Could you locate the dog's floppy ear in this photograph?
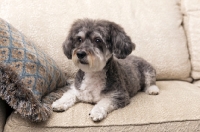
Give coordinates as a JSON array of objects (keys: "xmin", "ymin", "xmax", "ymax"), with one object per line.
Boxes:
[
  {"xmin": 63, "ymin": 36, "xmax": 74, "ymax": 59},
  {"xmin": 110, "ymin": 22, "xmax": 135, "ymax": 59},
  {"xmin": 63, "ymin": 20, "xmax": 82, "ymax": 59}
]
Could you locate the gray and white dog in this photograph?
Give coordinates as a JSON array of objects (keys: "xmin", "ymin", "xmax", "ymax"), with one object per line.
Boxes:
[{"xmin": 52, "ymin": 19, "xmax": 159, "ymax": 122}]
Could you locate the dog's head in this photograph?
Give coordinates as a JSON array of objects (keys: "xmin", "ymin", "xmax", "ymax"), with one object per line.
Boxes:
[{"xmin": 63, "ymin": 19, "xmax": 135, "ymax": 72}]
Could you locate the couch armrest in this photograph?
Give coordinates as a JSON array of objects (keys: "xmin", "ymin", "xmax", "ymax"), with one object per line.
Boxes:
[{"xmin": 0, "ymin": 99, "xmax": 11, "ymax": 132}]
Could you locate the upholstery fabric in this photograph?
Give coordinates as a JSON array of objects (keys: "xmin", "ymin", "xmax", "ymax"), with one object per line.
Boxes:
[
  {"xmin": 193, "ymin": 80, "xmax": 200, "ymax": 88},
  {"xmin": 182, "ymin": 0, "xmax": 200, "ymax": 85},
  {"xmin": 0, "ymin": 18, "xmax": 67, "ymax": 122},
  {"xmin": 0, "ymin": 99, "xmax": 6, "ymax": 132},
  {"xmin": 0, "ymin": 0, "xmax": 191, "ymax": 81},
  {"xmin": 3, "ymin": 120, "xmax": 200, "ymax": 132},
  {"xmin": 4, "ymin": 81, "xmax": 200, "ymax": 132}
]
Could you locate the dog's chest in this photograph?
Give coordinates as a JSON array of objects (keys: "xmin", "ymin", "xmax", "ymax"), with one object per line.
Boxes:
[{"xmin": 77, "ymin": 71, "xmax": 106, "ymax": 103}]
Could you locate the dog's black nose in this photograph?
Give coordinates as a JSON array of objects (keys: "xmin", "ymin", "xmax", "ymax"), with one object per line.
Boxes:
[{"xmin": 77, "ymin": 51, "xmax": 87, "ymax": 59}]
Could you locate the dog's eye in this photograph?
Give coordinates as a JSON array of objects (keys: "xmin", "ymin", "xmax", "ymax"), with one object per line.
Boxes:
[
  {"xmin": 77, "ymin": 37, "xmax": 82, "ymax": 43},
  {"xmin": 95, "ymin": 38, "xmax": 102, "ymax": 43}
]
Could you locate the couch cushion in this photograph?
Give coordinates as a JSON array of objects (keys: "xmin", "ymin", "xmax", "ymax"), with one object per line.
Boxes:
[
  {"xmin": 182, "ymin": 0, "xmax": 200, "ymax": 86},
  {"xmin": 4, "ymin": 81, "xmax": 200, "ymax": 132},
  {"xmin": 0, "ymin": 0, "xmax": 191, "ymax": 81},
  {"xmin": 0, "ymin": 99, "xmax": 7, "ymax": 132}
]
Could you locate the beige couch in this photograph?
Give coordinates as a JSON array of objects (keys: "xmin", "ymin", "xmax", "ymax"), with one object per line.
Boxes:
[{"xmin": 1, "ymin": 0, "xmax": 200, "ymax": 131}]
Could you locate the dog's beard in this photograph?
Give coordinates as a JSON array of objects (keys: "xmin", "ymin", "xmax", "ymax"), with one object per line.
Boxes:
[{"xmin": 72, "ymin": 48, "xmax": 111, "ymax": 72}]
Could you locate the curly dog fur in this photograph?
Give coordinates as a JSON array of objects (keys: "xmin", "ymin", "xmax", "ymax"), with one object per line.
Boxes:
[{"xmin": 52, "ymin": 19, "xmax": 159, "ymax": 122}]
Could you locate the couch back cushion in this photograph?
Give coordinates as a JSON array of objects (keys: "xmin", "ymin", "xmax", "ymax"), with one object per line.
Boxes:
[
  {"xmin": 182, "ymin": 0, "xmax": 200, "ymax": 86},
  {"xmin": 0, "ymin": 0, "xmax": 191, "ymax": 81}
]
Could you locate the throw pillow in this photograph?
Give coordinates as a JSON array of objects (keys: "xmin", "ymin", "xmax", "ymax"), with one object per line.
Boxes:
[{"xmin": 0, "ymin": 18, "xmax": 67, "ymax": 122}]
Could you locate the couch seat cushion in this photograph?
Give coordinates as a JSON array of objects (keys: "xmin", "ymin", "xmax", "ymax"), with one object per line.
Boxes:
[{"xmin": 4, "ymin": 81, "xmax": 200, "ymax": 132}]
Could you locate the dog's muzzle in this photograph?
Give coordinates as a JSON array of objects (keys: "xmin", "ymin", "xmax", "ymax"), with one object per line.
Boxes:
[{"xmin": 72, "ymin": 47, "xmax": 109, "ymax": 72}]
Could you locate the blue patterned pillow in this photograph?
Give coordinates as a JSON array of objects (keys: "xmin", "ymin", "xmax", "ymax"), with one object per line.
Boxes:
[{"xmin": 0, "ymin": 18, "xmax": 67, "ymax": 122}]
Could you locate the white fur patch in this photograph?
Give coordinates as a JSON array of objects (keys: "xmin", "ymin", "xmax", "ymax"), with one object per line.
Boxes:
[
  {"xmin": 145, "ymin": 85, "xmax": 159, "ymax": 95},
  {"xmin": 52, "ymin": 71, "xmax": 108, "ymax": 112},
  {"xmin": 76, "ymin": 71, "xmax": 107, "ymax": 103}
]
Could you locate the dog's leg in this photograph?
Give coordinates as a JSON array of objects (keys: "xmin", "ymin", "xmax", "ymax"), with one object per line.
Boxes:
[
  {"xmin": 89, "ymin": 98, "xmax": 116, "ymax": 122},
  {"xmin": 52, "ymin": 89, "xmax": 78, "ymax": 112},
  {"xmin": 144, "ymin": 70, "xmax": 159, "ymax": 95}
]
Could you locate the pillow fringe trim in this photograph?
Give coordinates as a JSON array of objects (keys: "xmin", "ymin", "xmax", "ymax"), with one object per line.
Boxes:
[{"xmin": 0, "ymin": 63, "xmax": 52, "ymax": 122}]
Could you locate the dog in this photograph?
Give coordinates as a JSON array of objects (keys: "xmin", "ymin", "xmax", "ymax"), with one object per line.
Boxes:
[{"xmin": 52, "ymin": 19, "xmax": 159, "ymax": 122}]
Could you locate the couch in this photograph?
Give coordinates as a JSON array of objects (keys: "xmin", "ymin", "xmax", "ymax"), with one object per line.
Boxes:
[{"xmin": 0, "ymin": 0, "xmax": 200, "ymax": 131}]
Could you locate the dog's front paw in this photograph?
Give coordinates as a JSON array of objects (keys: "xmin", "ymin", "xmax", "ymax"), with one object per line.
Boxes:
[
  {"xmin": 52, "ymin": 100, "xmax": 70, "ymax": 112},
  {"xmin": 89, "ymin": 106, "xmax": 107, "ymax": 122},
  {"xmin": 52, "ymin": 90, "xmax": 77, "ymax": 112},
  {"xmin": 146, "ymin": 85, "xmax": 159, "ymax": 95}
]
